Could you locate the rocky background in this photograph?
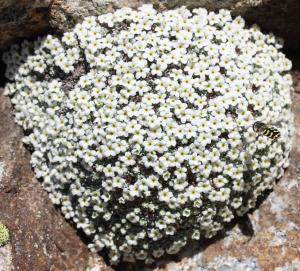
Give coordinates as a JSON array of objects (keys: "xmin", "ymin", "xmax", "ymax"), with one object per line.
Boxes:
[{"xmin": 0, "ymin": 1, "xmax": 300, "ymax": 271}]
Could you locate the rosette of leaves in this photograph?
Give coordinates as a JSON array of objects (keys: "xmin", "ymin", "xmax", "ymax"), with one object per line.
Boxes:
[{"xmin": 2, "ymin": 5, "xmax": 293, "ymax": 264}]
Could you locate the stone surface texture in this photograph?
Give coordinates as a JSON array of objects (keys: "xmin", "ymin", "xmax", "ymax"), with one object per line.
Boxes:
[
  {"xmin": 0, "ymin": 0, "xmax": 300, "ymax": 50},
  {"xmin": 0, "ymin": 245, "xmax": 12, "ymax": 271},
  {"xmin": 49, "ymin": 0, "xmax": 154, "ymax": 32},
  {"xmin": 0, "ymin": 0, "xmax": 51, "ymax": 50}
]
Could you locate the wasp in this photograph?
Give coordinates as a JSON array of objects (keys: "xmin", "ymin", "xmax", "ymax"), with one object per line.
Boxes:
[{"xmin": 253, "ymin": 121, "xmax": 280, "ymax": 140}]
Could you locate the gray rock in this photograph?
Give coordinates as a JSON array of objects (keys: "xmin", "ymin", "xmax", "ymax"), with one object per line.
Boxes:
[
  {"xmin": 49, "ymin": 0, "xmax": 154, "ymax": 32},
  {"xmin": 0, "ymin": 245, "xmax": 12, "ymax": 271}
]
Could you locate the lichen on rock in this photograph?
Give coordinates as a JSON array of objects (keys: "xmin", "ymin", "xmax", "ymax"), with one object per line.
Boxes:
[
  {"xmin": 0, "ymin": 223, "xmax": 9, "ymax": 247},
  {"xmin": 2, "ymin": 4, "xmax": 293, "ymax": 264}
]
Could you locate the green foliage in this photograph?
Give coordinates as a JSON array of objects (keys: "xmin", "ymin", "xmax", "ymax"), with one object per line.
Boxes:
[{"xmin": 0, "ymin": 222, "xmax": 10, "ymax": 246}]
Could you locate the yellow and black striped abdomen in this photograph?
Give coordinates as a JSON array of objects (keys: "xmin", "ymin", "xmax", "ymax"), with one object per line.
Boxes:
[{"xmin": 262, "ymin": 127, "xmax": 280, "ymax": 140}]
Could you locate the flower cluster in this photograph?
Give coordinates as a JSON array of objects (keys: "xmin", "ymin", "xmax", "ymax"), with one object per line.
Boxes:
[{"xmin": 3, "ymin": 5, "xmax": 293, "ymax": 264}]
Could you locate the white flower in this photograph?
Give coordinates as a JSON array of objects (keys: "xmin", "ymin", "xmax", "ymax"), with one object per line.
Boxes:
[
  {"xmin": 158, "ymin": 189, "xmax": 173, "ymax": 203},
  {"xmin": 186, "ymin": 185, "xmax": 201, "ymax": 201}
]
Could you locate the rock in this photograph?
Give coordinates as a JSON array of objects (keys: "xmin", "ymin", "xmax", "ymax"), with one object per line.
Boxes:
[
  {"xmin": 49, "ymin": 0, "xmax": 156, "ymax": 32},
  {"xmin": 0, "ymin": 0, "xmax": 300, "ymax": 50},
  {"xmin": 0, "ymin": 89, "xmax": 113, "ymax": 271},
  {"xmin": 0, "ymin": 244, "xmax": 12, "ymax": 271},
  {"xmin": 0, "ymin": 0, "xmax": 51, "ymax": 50}
]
